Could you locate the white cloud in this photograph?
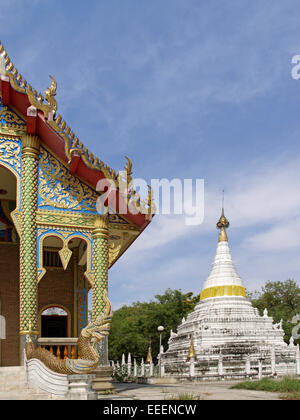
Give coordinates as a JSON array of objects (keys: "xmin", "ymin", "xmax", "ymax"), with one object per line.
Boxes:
[
  {"xmin": 246, "ymin": 217, "xmax": 300, "ymax": 251},
  {"xmin": 106, "ymin": 151, "xmax": 300, "ymax": 308},
  {"xmin": 191, "ymin": 153, "xmax": 300, "ymax": 238},
  {"xmin": 125, "ymin": 153, "xmax": 300, "ymax": 256},
  {"xmin": 128, "ymin": 214, "xmax": 196, "ymax": 253},
  {"xmin": 100, "ymin": 3, "xmax": 296, "ymax": 143}
]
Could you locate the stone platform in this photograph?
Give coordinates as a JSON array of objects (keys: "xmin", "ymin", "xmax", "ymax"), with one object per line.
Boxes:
[
  {"xmin": 92, "ymin": 365, "xmax": 115, "ymax": 394},
  {"xmin": 0, "ymin": 366, "xmax": 62, "ymax": 400}
]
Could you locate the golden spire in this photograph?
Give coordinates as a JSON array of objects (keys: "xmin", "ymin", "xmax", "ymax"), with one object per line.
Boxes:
[
  {"xmin": 217, "ymin": 191, "xmax": 229, "ymax": 242},
  {"xmin": 145, "ymin": 345, "xmax": 152, "ymax": 364},
  {"xmin": 186, "ymin": 338, "xmax": 197, "ymax": 361}
]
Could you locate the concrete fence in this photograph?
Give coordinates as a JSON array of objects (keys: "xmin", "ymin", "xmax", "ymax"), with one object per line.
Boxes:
[
  {"xmin": 111, "ymin": 353, "xmax": 159, "ymax": 379},
  {"xmin": 112, "ymin": 345, "xmax": 300, "ymax": 381}
]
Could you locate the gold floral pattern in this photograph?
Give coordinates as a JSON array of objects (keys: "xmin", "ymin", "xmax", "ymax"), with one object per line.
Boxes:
[
  {"xmin": 38, "ymin": 147, "xmax": 98, "ymax": 213},
  {"xmin": 0, "ymin": 105, "xmax": 26, "ymax": 136},
  {"xmin": 0, "ymin": 137, "xmax": 21, "ymax": 175}
]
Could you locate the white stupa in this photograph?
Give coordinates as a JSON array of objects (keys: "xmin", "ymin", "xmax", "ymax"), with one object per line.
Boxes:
[{"xmin": 162, "ymin": 209, "xmax": 299, "ymax": 379}]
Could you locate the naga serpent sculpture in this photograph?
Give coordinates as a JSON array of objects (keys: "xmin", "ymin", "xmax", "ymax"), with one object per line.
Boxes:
[{"xmin": 26, "ymin": 293, "xmax": 112, "ymax": 374}]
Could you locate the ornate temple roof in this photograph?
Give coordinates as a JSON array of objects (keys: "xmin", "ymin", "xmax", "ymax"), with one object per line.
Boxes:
[
  {"xmin": 200, "ymin": 209, "xmax": 246, "ymax": 300},
  {"xmin": 0, "ymin": 41, "xmax": 155, "ymax": 230}
]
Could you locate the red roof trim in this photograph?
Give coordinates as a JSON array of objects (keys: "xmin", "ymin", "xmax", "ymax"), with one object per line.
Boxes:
[{"xmin": 2, "ymin": 79, "xmax": 151, "ymax": 228}]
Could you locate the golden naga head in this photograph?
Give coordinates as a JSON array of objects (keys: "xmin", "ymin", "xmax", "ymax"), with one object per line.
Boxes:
[
  {"xmin": 26, "ymin": 74, "xmax": 58, "ymax": 117},
  {"xmin": 44, "ymin": 75, "xmax": 57, "ymax": 113}
]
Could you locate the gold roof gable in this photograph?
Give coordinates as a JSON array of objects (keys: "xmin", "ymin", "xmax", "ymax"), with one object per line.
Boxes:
[{"xmin": 0, "ymin": 41, "xmax": 155, "ymax": 218}]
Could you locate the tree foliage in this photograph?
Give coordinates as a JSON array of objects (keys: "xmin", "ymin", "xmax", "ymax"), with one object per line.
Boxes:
[
  {"xmin": 108, "ymin": 289, "xmax": 200, "ymax": 361},
  {"xmin": 247, "ymin": 279, "xmax": 300, "ymax": 344}
]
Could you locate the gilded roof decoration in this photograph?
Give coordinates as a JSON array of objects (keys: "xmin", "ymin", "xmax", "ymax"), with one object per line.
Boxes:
[
  {"xmin": 0, "ymin": 43, "xmax": 132, "ymax": 185},
  {"xmin": 0, "ymin": 41, "xmax": 155, "ymax": 217},
  {"xmin": 0, "ymin": 137, "xmax": 21, "ymax": 175},
  {"xmin": 36, "ymin": 210, "xmax": 96, "ymax": 229},
  {"xmin": 0, "ymin": 43, "xmax": 29, "ymax": 93},
  {"xmin": 38, "ymin": 147, "xmax": 98, "ymax": 213},
  {"xmin": 58, "ymin": 243, "xmax": 73, "ymax": 270},
  {"xmin": 26, "ymin": 75, "xmax": 57, "ymax": 116},
  {"xmin": 36, "ymin": 209, "xmax": 139, "ymax": 232},
  {"xmin": 0, "ymin": 96, "xmax": 26, "ymax": 136}
]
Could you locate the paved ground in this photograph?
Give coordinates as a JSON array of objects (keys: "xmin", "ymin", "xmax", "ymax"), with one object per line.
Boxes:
[
  {"xmin": 0, "ymin": 368, "xmax": 280, "ymax": 400},
  {"xmin": 0, "ymin": 381, "xmax": 280, "ymax": 400},
  {"xmin": 0, "ymin": 366, "xmax": 58, "ymax": 400},
  {"xmin": 0, "ymin": 391, "xmax": 59, "ymax": 400},
  {"xmin": 99, "ymin": 381, "xmax": 281, "ymax": 400}
]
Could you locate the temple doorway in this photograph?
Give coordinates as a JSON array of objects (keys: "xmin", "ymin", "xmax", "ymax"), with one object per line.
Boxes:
[{"xmin": 41, "ymin": 307, "xmax": 69, "ymax": 338}]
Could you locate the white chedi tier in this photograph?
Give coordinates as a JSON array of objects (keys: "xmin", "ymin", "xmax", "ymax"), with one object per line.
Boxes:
[
  {"xmin": 202, "ymin": 240, "xmax": 244, "ymax": 290},
  {"xmin": 161, "ymin": 211, "xmax": 299, "ymax": 379}
]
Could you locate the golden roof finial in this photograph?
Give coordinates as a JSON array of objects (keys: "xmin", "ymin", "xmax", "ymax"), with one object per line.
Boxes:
[
  {"xmin": 216, "ymin": 190, "xmax": 229, "ymax": 242},
  {"xmin": 44, "ymin": 75, "xmax": 57, "ymax": 114},
  {"xmin": 186, "ymin": 337, "xmax": 197, "ymax": 361}
]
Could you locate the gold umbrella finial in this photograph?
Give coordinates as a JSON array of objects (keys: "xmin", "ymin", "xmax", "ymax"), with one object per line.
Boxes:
[{"xmin": 216, "ymin": 190, "xmax": 229, "ymax": 242}]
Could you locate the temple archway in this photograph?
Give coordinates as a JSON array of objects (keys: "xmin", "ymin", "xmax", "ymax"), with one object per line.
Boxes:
[
  {"xmin": 68, "ymin": 237, "xmax": 90, "ymax": 337},
  {"xmin": 0, "ymin": 165, "xmax": 19, "ymax": 366},
  {"xmin": 37, "ymin": 234, "xmax": 90, "ymax": 338},
  {"xmin": 0, "ymin": 165, "xmax": 18, "ymax": 243},
  {"xmin": 39, "ymin": 305, "xmax": 71, "ymax": 338},
  {"xmin": 38, "ymin": 235, "xmax": 72, "ymax": 338}
]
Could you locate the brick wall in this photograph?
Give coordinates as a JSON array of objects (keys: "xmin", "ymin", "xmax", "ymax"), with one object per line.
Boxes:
[
  {"xmin": 0, "ymin": 245, "xmax": 75, "ymax": 366},
  {"xmin": 0, "ymin": 243, "xmax": 19, "ymax": 366}
]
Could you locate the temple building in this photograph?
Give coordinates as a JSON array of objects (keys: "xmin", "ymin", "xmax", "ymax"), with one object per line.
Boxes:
[
  {"xmin": 0, "ymin": 42, "xmax": 155, "ymax": 368},
  {"xmin": 162, "ymin": 209, "xmax": 299, "ymax": 379}
]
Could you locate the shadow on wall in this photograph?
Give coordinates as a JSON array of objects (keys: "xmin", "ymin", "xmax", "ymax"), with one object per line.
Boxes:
[{"xmin": 0, "ymin": 298, "xmax": 6, "ymax": 366}]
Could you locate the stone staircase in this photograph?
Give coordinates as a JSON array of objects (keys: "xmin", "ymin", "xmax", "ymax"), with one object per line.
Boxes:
[{"xmin": 0, "ymin": 366, "xmax": 62, "ymax": 400}]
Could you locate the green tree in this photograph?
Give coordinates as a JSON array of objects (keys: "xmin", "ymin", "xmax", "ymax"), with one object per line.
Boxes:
[
  {"xmin": 248, "ymin": 279, "xmax": 300, "ymax": 344},
  {"xmin": 108, "ymin": 289, "xmax": 199, "ymax": 361}
]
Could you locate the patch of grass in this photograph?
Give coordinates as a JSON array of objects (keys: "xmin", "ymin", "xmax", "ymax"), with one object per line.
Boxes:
[
  {"xmin": 166, "ymin": 393, "xmax": 202, "ymax": 400},
  {"xmin": 231, "ymin": 377, "xmax": 300, "ymax": 395},
  {"xmin": 100, "ymin": 389, "xmax": 115, "ymax": 395},
  {"xmin": 280, "ymin": 392, "xmax": 300, "ymax": 400}
]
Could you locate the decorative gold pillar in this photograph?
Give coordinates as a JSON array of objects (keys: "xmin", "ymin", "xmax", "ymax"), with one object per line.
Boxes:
[
  {"xmin": 19, "ymin": 135, "xmax": 40, "ymax": 359},
  {"xmin": 92, "ymin": 214, "xmax": 109, "ymax": 365},
  {"xmin": 92, "ymin": 214, "xmax": 109, "ymax": 322}
]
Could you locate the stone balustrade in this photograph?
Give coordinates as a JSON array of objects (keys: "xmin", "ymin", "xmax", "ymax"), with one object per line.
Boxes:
[
  {"xmin": 38, "ymin": 337, "xmax": 78, "ymax": 360},
  {"xmin": 112, "ymin": 346, "xmax": 300, "ymax": 382}
]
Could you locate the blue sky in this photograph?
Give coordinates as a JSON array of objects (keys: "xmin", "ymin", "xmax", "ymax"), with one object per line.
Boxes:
[{"xmin": 2, "ymin": 0, "xmax": 300, "ymax": 308}]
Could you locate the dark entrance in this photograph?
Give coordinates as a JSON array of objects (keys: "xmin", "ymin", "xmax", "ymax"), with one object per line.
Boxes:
[{"xmin": 41, "ymin": 315, "xmax": 67, "ymax": 337}]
